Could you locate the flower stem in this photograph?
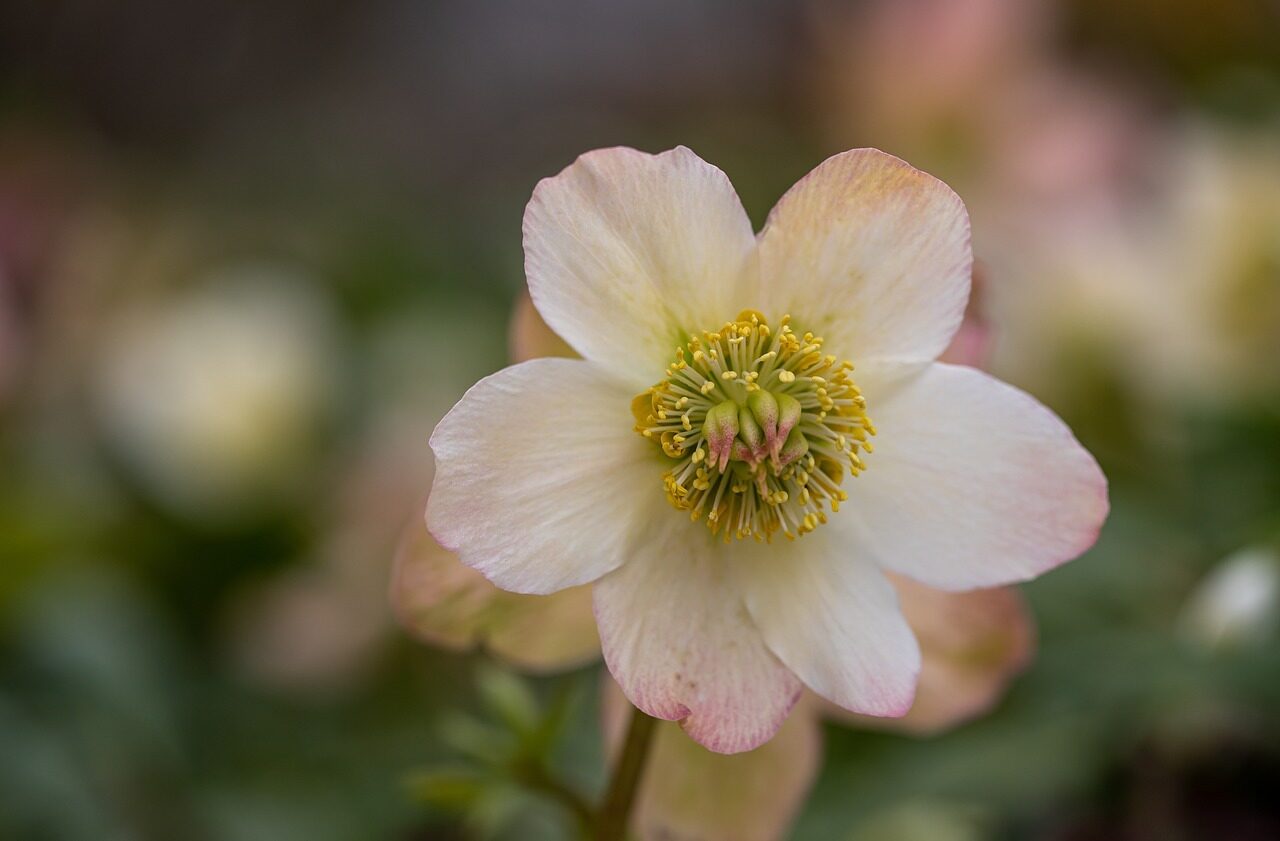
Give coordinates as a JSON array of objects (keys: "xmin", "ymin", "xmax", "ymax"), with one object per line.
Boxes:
[{"xmin": 592, "ymin": 705, "xmax": 658, "ymax": 841}]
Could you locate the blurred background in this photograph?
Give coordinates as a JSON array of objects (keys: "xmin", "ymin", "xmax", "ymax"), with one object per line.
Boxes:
[{"xmin": 1, "ymin": 1, "xmax": 1278, "ymax": 839}]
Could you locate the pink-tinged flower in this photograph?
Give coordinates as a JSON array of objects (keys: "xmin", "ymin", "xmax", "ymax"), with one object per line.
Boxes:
[
  {"xmin": 425, "ymin": 146, "xmax": 1106, "ymax": 754},
  {"xmin": 400, "ymin": 285, "xmax": 1034, "ymax": 839}
]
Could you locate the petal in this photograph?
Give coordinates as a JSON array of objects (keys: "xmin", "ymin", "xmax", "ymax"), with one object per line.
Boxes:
[
  {"xmin": 524, "ymin": 146, "xmax": 758, "ymax": 389},
  {"xmin": 892, "ymin": 578, "xmax": 1034, "ymax": 732},
  {"xmin": 732, "ymin": 532, "xmax": 921, "ymax": 717},
  {"xmin": 938, "ymin": 262, "xmax": 992, "ymax": 368},
  {"xmin": 593, "ymin": 519, "xmax": 802, "ymax": 754},
  {"xmin": 391, "ymin": 515, "xmax": 600, "ymax": 671},
  {"xmin": 755, "ymin": 148, "xmax": 971, "ymax": 363},
  {"xmin": 508, "ymin": 290, "xmax": 577, "ymax": 363},
  {"xmin": 391, "ymin": 512, "xmax": 499, "ymax": 651},
  {"xmin": 822, "ymin": 577, "xmax": 1034, "ymax": 735},
  {"xmin": 601, "ymin": 677, "xmax": 821, "ymax": 841},
  {"xmin": 841, "ymin": 362, "xmax": 1108, "ymax": 590},
  {"xmin": 485, "ymin": 587, "xmax": 599, "ymax": 672},
  {"xmin": 427, "ymin": 358, "xmax": 660, "ymax": 594}
]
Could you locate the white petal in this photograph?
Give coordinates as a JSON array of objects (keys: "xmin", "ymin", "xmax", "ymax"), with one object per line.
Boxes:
[
  {"xmin": 594, "ymin": 519, "xmax": 802, "ymax": 754},
  {"xmin": 733, "ymin": 532, "xmax": 921, "ymax": 717},
  {"xmin": 525, "ymin": 146, "xmax": 758, "ymax": 389},
  {"xmin": 601, "ymin": 677, "xmax": 821, "ymax": 841},
  {"xmin": 427, "ymin": 358, "xmax": 660, "ymax": 595},
  {"xmin": 755, "ymin": 148, "xmax": 971, "ymax": 363},
  {"xmin": 840, "ymin": 362, "xmax": 1109, "ymax": 590}
]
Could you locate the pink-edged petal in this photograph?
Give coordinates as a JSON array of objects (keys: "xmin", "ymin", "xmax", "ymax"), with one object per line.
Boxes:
[
  {"xmin": 732, "ymin": 531, "xmax": 921, "ymax": 718},
  {"xmin": 841, "ymin": 361, "xmax": 1109, "ymax": 590},
  {"xmin": 427, "ymin": 358, "xmax": 660, "ymax": 595},
  {"xmin": 755, "ymin": 148, "xmax": 971, "ymax": 364},
  {"xmin": 822, "ymin": 576, "xmax": 1034, "ymax": 735},
  {"xmin": 601, "ymin": 676, "xmax": 821, "ymax": 841},
  {"xmin": 524, "ymin": 146, "xmax": 758, "ymax": 389},
  {"xmin": 391, "ymin": 514, "xmax": 600, "ymax": 671},
  {"xmin": 593, "ymin": 520, "xmax": 802, "ymax": 754}
]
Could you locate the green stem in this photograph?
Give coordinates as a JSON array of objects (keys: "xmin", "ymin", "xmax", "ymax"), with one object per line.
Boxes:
[{"xmin": 592, "ymin": 705, "xmax": 658, "ymax": 841}]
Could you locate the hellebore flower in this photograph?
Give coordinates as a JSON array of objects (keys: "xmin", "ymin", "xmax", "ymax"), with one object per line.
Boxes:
[
  {"xmin": 398, "ymin": 279, "xmax": 1037, "ymax": 840},
  {"xmin": 426, "ymin": 146, "xmax": 1106, "ymax": 753}
]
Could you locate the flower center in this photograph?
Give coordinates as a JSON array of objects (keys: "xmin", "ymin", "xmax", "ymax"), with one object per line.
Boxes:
[{"xmin": 633, "ymin": 310, "xmax": 875, "ymax": 542}]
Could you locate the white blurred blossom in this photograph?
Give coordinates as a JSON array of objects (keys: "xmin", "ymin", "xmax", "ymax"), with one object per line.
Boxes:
[
  {"xmin": 1181, "ymin": 547, "xmax": 1280, "ymax": 650},
  {"xmin": 94, "ymin": 265, "xmax": 338, "ymax": 519},
  {"xmin": 988, "ymin": 124, "xmax": 1280, "ymax": 407}
]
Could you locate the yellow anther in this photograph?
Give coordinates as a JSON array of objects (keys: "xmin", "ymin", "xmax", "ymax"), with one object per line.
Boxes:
[{"xmin": 635, "ymin": 312, "xmax": 873, "ymax": 542}]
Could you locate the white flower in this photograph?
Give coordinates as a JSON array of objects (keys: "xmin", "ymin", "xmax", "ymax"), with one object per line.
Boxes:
[
  {"xmin": 1180, "ymin": 547, "xmax": 1280, "ymax": 650},
  {"xmin": 95, "ymin": 266, "xmax": 336, "ymax": 518},
  {"xmin": 427, "ymin": 147, "xmax": 1107, "ymax": 753}
]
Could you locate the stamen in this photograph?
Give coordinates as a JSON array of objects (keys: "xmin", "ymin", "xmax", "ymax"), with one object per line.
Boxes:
[{"xmin": 634, "ymin": 311, "xmax": 875, "ymax": 542}]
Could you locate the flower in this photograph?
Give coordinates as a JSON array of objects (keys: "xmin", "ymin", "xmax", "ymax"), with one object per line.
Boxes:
[
  {"xmin": 93, "ymin": 265, "xmax": 338, "ymax": 519},
  {"xmin": 990, "ymin": 124, "xmax": 1280, "ymax": 408},
  {"xmin": 426, "ymin": 146, "xmax": 1106, "ymax": 753},
  {"xmin": 1180, "ymin": 547, "xmax": 1280, "ymax": 650},
  {"xmin": 396, "ymin": 282, "xmax": 1035, "ymax": 839}
]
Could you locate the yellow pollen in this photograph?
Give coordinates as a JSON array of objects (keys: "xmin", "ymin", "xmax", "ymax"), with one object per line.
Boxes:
[{"xmin": 633, "ymin": 311, "xmax": 875, "ymax": 542}]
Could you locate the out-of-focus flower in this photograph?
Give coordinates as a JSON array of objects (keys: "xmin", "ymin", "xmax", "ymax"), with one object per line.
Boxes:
[
  {"xmin": 988, "ymin": 124, "xmax": 1280, "ymax": 406},
  {"xmin": 93, "ymin": 265, "xmax": 338, "ymax": 520},
  {"xmin": 807, "ymin": 0, "xmax": 1051, "ymax": 153},
  {"xmin": 1180, "ymin": 547, "xmax": 1280, "ymax": 650},
  {"xmin": 0, "ymin": 127, "xmax": 98, "ymax": 404},
  {"xmin": 805, "ymin": 0, "xmax": 1155, "ymax": 227},
  {"xmin": 425, "ymin": 146, "xmax": 1105, "ymax": 753},
  {"xmin": 396, "ymin": 281, "xmax": 1034, "ymax": 839}
]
